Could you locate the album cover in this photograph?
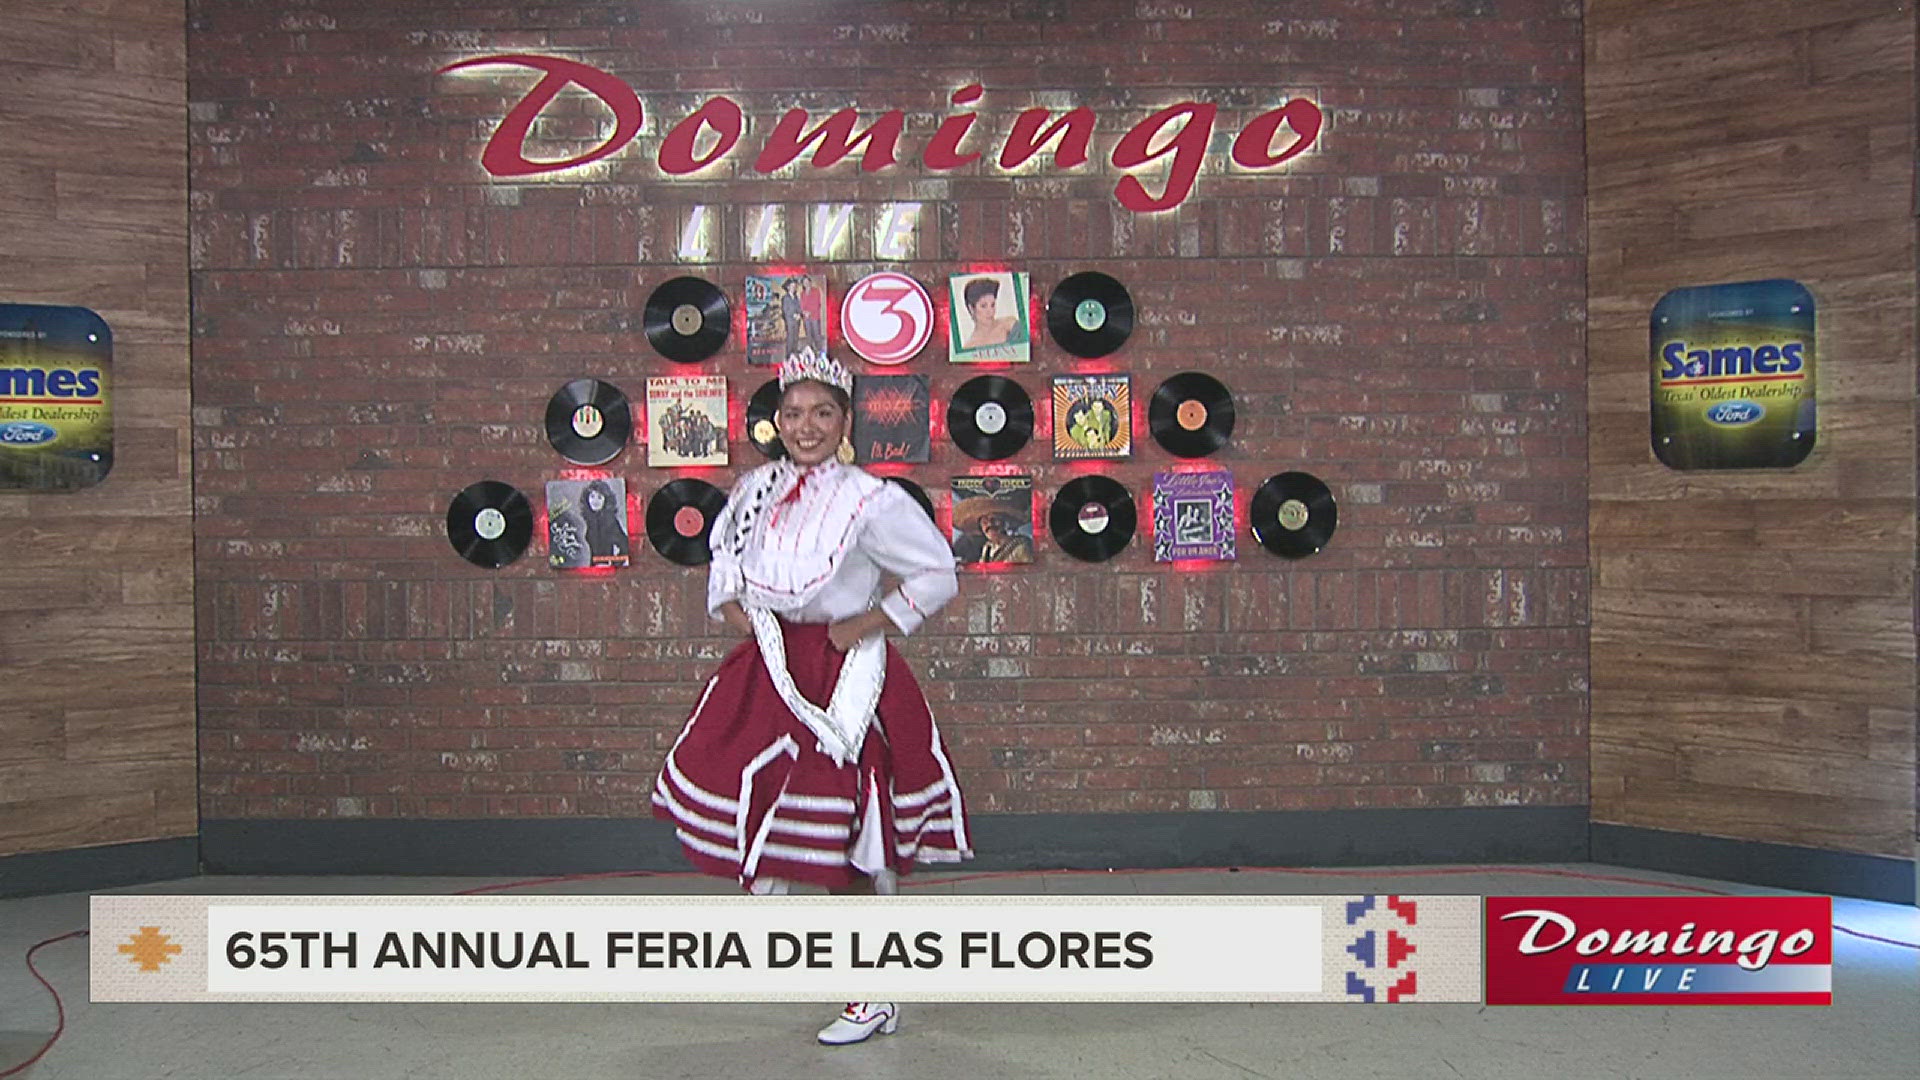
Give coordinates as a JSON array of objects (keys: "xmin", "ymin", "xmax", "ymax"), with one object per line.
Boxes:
[
  {"xmin": 947, "ymin": 271, "xmax": 1031, "ymax": 363},
  {"xmin": 1052, "ymin": 374, "xmax": 1133, "ymax": 459},
  {"xmin": 1153, "ymin": 470, "xmax": 1236, "ymax": 562},
  {"xmin": 745, "ymin": 271, "xmax": 828, "ymax": 367},
  {"xmin": 950, "ymin": 474, "xmax": 1034, "ymax": 566},
  {"xmin": 852, "ymin": 373, "xmax": 931, "ymax": 464},
  {"xmin": 546, "ymin": 477, "xmax": 630, "ymax": 570},
  {"xmin": 646, "ymin": 375, "xmax": 729, "ymax": 467}
]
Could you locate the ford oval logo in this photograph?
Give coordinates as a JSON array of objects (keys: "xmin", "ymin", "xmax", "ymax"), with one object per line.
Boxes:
[
  {"xmin": 0, "ymin": 422, "xmax": 58, "ymax": 446},
  {"xmin": 1704, "ymin": 401, "xmax": 1764, "ymax": 426}
]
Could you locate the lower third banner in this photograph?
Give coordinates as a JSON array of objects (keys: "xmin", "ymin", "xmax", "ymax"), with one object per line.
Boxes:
[{"xmin": 90, "ymin": 894, "xmax": 1480, "ymax": 1003}]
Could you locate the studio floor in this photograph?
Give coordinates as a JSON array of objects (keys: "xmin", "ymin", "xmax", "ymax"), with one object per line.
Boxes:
[{"xmin": 2, "ymin": 863, "xmax": 1914, "ymax": 1080}]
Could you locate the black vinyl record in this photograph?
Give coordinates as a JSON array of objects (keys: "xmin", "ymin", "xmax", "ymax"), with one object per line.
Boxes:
[
  {"xmin": 446, "ymin": 480, "xmax": 534, "ymax": 568},
  {"xmin": 545, "ymin": 378, "xmax": 633, "ymax": 466},
  {"xmin": 745, "ymin": 378, "xmax": 787, "ymax": 459},
  {"xmin": 885, "ymin": 476, "xmax": 936, "ymax": 523},
  {"xmin": 1149, "ymin": 371, "xmax": 1236, "ymax": 458},
  {"xmin": 1048, "ymin": 474, "xmax": 1137, "ymax": 563},
  {"xmin": 1250, "ymin": 471, "xmax": 1336, "ymax": 558},
  {"xmin": 644, "ymin": 275, "xmax": 731, "ymax": 362},
  {"xmin": 947, "ymin": 375, "xmax": 1033, "ymax": 461},
  {"xmin": 646, "ymin": 478, "xmax": 727, "ymax": 566},
  {"xmin": 1046, "ymin": 271, "xmax": 1134, "ymax": 358}
]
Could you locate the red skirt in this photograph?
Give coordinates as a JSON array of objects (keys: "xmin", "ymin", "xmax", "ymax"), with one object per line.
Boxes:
[{"xmin": 650, "ymin": 619, "xmax": 972, "ymax": 891}]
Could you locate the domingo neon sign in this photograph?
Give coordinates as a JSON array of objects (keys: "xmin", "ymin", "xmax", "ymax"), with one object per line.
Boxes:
[{"xmin": 441, "ymin": 55, "xmax": 1322, "ymax": 213}]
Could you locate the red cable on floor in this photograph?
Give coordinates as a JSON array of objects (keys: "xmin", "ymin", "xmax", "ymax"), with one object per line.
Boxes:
[
  {"xmin": 7, "ymin": 864, "xmax": 1915, "ymax": 1077},
  {"xmin": 0, "ymin": 929, "xmax": 86, "ymax": 1080},
  {"xmin": 452, "ymin": 870, "xmax": 665, "ymax": 895}
]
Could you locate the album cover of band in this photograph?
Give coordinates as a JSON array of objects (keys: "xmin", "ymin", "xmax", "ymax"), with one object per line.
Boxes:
[
  {"xmin": 546, "ymin": 477, "xmax": 630, "ymax": 570},
  {"xmin": 646, "ymin": 375, "xmax": 729, "ymax": 467},
  {"xmin": 1152, "ymin": 470, "xmax": 1236, "ymax": 562},
  {"xmin": 744, "ymin": 272, "xmax": 829, "ymax": 367},
  {"xmin": 947, "ymin": 271, "xmax": 1031, "ymax": 363},
  {"xmin": 1052, "ymin": 374, "xmax": 1133, "ymax": 459},
  {"xmin": 950, "ymin": 475, "xmax": 1035, "ymax": 565},
  {"xmin": 852, "ymin": 373, "xmax": 931, "ymax": 464}
]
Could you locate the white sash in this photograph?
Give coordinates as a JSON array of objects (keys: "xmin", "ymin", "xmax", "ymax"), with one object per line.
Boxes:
[{"xmin": 747, "ymin": 607, "xmax": 885, "ymax": 767}]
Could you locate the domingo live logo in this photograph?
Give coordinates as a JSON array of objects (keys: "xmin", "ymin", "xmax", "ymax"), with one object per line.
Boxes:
[
  {"xmin": 1484, "ymin": 896, "xmax": 1831, "ymax": 1005},
  {"xmin": 439, "ymin": 56, "xmax": 1322, "ymax": 212}
]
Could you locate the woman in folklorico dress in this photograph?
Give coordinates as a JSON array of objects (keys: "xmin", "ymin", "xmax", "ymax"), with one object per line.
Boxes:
[{"xmin": 650, "ymin": 349, "xmax": 971, "ymax": 1045}]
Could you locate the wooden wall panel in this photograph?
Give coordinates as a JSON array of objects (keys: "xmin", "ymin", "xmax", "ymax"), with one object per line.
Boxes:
[
  {"xmin": 0, "ymin": 0, "xmax": 194, "ymax": 858},
  {"xmin": 1587, "ymin": 1, "xmax": 1917, "ymax": 860}
]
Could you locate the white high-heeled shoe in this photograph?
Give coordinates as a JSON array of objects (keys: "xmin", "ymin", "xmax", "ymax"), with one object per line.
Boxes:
[{"xmin": 816, "ymin": 1001, "xmax": 899, "ymax": 1045}]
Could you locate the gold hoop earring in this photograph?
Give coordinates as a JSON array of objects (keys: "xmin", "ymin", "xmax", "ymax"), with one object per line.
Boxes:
[{"xmin": 836, "ymin": 437, "xmax": 856, "ymax": 465}]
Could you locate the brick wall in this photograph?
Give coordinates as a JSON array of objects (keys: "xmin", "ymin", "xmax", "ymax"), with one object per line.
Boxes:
[{"xmin": 189, "ymin": 0, "xmax": 1588, "ymax": 822}]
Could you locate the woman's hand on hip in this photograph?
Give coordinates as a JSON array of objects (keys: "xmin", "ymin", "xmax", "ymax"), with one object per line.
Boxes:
[
  {"xmin": 828, "ymin": 610, "xmax": 889, "ymax": 652},
  {"xmin": 718, "ymin": 601, "xmax": 754, "ymax": 636}
]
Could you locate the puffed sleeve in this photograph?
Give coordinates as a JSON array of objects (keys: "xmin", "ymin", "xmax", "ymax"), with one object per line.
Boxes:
[
  {"xmin": 705, "ymin": 488, "xmax": 744, "ymax": 620},
  {"xmin": 863, "ymin": 483, "xmax": 960, "ymax": 635}
]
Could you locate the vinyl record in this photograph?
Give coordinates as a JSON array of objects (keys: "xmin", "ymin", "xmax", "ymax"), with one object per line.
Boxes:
[
  {"xmin": 644, "ymin": 276, "xmax": 731, "ymax": 362},
  {"xmin": 1046, "ymin": 271, "xmax": 1134, "ymax": 358},
  {"xmin": 947, "ymin": 375, "xmax": 1033, "ymax": 461},
  {"xmin": 885, "ymin": 476, "xmax": 936, "ymax": 523},
  {"xmin": 1250, "ymin": 471, "xmax": 1336, "ymax": 558},
  {"xmin": 1149, "ymin": 371, "xmax": 1236, "ymax": 458},
  {"xmin": 746, "ymin": 378, "xmax": 787, "ymax": 459},
  {"xmin": 544, "ymin": 378, "xmax": 633, "ymax": 466},
  {"xmin": 646, "ymin": 478, "xmax": 727, "ymax": 566},
  {"xmin": 1048, "ymin": 474, "xmax": 1137, "ymax": 563},
  {"xmin": 446, "ymin": 480, "xmax": 534, "ymax": 569}
]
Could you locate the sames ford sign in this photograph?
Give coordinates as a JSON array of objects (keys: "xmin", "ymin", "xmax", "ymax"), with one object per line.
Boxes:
[{"xmin": 441, "ymin": 55, "xmax": 1323, "ymax": 213}]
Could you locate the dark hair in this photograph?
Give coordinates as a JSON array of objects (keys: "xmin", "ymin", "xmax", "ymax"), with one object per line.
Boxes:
[
  {"xmin": 780, "ymin": 379, "xmax": 851, "ymax": 415},
  {"xmin": 962, "ymin": 277, "xmax": 1000, "ymax": 308},
  {"xmin": 582, "ymin": 479, "xmax": 620, "ymax": 517}
]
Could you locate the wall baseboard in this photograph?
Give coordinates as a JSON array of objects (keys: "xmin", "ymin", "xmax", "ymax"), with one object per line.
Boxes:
[
  {"xmin": 197, "ymin": 806, "xmax": 1589, "ymax": 877},
  {"xmin": 0, "ymin": 838, "xmax": 199, "ymax": 899},
  {"xmin": 1591, "ymin": 823, "xmax": 1916, "ymax": 905},
  {"xmin": 10, "ymin": 814, "xmax": 1906, "ymax": 904}
]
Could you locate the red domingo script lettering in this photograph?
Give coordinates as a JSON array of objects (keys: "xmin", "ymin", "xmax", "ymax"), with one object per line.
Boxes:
[
  {"xmin": 441, "ymin": 56, "xmax": 1320, "ymax": 211},
  {"xmin": 440, "ymin": 55, "xmax": 644, "ymax": 177}
]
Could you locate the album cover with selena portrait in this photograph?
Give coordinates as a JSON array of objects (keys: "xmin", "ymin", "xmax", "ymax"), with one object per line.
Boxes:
[
  {"xmin": 547, "ymin": 477, "xmax": 630, "ymax": 570},
  {"xmin": 947, "ymin": 271, "xmax": 1031, "ymax": 363},
  {"xmin": 646, "ymin": 375, "xmax": 729, "ymax": 467},
  {"xmin": 852, "ymin": 373, "xmax": 931, "ymax": 464}
]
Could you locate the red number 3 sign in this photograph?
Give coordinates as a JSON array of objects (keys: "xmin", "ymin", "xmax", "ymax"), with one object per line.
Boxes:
[{"xmin": 840, "ymin": 272, "xmax": 934, "ymax": 365}]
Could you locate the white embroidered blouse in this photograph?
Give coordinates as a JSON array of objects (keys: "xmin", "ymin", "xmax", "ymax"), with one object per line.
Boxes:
[{"xmin": 706, "ymin": 460, "xmax": 959, "ymax": 635}]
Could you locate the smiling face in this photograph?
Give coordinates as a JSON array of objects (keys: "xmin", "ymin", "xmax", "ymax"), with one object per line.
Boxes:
[
  {"xmin": 776, "ymin": 380, "xmax": 850, "ymax": 467},
  {"xmin": 585, "ymin": 488, "xmax": 606, "ymax": 512}
]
